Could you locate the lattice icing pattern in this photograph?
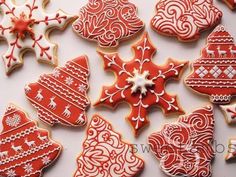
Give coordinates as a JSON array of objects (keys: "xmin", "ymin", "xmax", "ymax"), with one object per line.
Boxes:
[
  {"xmin": 0, "ymin": 104, "xmax": 62, "ymax": 177},
  {"xmin": 148, "ymin": 106, "xmax": 215, "ymax": 177},
  {"xmin": 95, "ymin": 32, "xmax": 188, "ymax": 136},
  {"xmin": 74, "ymin": 115, "xmax": 144, "ymax": 177},
  {"xmin": 25, "ymin": 56, "xmax": 90, "ymax": 127},
  {"xmin": 151, "ymin": 0, "xmax": 222, "ymax": 41},
  {"xmin": 72, "ymin": 0, "xmax": 144, "ymax": 47},
  {"xmin": 185, "ymin": 25, "xmax": 236, "ymax": 104},
  {"xmin": 0, "ymin": 0, "xmax": 75, "ymax": 74}
]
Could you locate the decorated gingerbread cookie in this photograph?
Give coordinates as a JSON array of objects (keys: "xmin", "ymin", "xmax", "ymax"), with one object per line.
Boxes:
[
  {"xmin": 151, "ymin": 0, "xmax": 223, "ymax": 42},
  {"xmin": 0, "ymin": 0, "xmax": 75, "ymax": 75},
  {"xmin": 95, "ymin": 32, "xmax": 188, "ymax": 136},
  {"xmin": 185, "ymin": 25, "xmax": 236, "ymax": 104},
  {"xmin": 72, "ymin": 0, "xmax": 144, "ymax": 48},
  {"xmin": 148, "ymin": 106, "xmax": 215, "ymax": 177},
  {"xmin": 74, "ymin": 114, "xmax": 144, "ymax": 177},
  {"xmin": 25, "ymin": 56, "xmax": 90, "ymax": 127},
  {"xmin": 226, "ymin": 138, "xmax": 236, "ymax": 160},
  {"xmin": 222, "ymin": 0, "xmax": 236, "ymax": 10},
  {"xmin": 0, "ymin": 104, "xmax": 62, "ymax": 177},
  {"xmin": 220, "ymin": 103, "xmax": 236, "ymax": 124}
]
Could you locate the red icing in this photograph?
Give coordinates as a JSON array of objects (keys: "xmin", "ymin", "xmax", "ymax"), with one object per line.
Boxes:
[
  {"xmin": 185, "ymin": 25, "xmax": 236, "ymax": 104},
  {"xmin": 0, "ymin": 104, "xmax": 61, "ymax": 177},
  {"xmin": 148, "ymin": 106, "xmax": 214, "ymax": 177},
  {"xmin": 25, "ymin": 56, "xmax": 90, "ymax": 127},
  {"xmin": 151, "ymin": 0, "xmax": 222, "ymax": 41},
  {"xmin": 95, "ymin": 32, "xmax": 187, "ymax": 136},
  {"xmin": 10, "ymin": 12, "xmax": 35, "ymax": 39},
  {"xmin": 226, "ymin": 108, "xmax": 236, "ymax": 119},
  {"xmin": 72, "ymin": 0, "xmax": 144, "ymax": 47},
  {"xmin": 74, "ymin": 115, "xmax": 144, "ymax": 177},
  {"xmin": 222, "ymin": 0, "xmax": 236, "ymax": 10}
]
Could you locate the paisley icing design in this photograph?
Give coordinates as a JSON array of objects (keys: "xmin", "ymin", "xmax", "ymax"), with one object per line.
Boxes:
[
  {"xmin": 72, "ymin": 0, "xmax": 144, "ymax": 47},
  {"xmin": 185, "ymin": 25, "xmax": 236, "ymax": 104},
  {"xmin": 151, "ymin": 0, "xmax": 222, "ymax": 41},
  {"xmin": 0, "ymin": 0, "xmax": 75, "ymax": 74},
  {"xmin": 25, "ymin": 56, "xmax": 90, "ymax": 127},
  {"xmin": 74, "ymin": 115, "xmax": 144, "ymax": 177},
  {"xmin": 148, "ymin": 106, "xmax": 215, "ymax": 177},
  {"xmin": 95, "ymin": 32, "xmax": 188, "ymax": 136},
  {"xmin": 0, "ymin": 104, "xmax": 62, "ymax": 177}
]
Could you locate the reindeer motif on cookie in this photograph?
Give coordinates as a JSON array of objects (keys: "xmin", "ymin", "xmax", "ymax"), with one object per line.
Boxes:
[
  {"xmin": 11, "ymin": 143, "xmax": 23, "ymax": 154},
  {"xmin": 24, "ymin": 138, "xmax": 36, "ymax": 148},
  {"xmin": 0, "ymin": 151, "xmax": 8, "ymax": 159},
  {"xmin": 229, "ymin": 46, "xmax": 236, "ymax": 57},
  {"xmin": 206, "ymin": 46, "xmax": 215, "ymax": 57},
  {"xmin": 48, "ymin": 97, "xmax": 57, "ymax": 110},
  {"xmin": 217, "ymin": 46, "xmax": 227, "ymax": 57},
  {"xmin": 37, "ymin": 133, "xmax": 48, "ymax": 142},
  {"xmin": 35, "ymin": 89, "xmax": 44, "ymax": 102},
  {"xmin": 62, "ymin": 105, "xmax": 71, "ymax": 118}
]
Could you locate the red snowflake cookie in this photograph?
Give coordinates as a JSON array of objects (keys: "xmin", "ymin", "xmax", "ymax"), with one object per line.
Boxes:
[
  {"xmin": 222, "ymin": 0, "xmax": 236, "ymax": 10},
  {"xmin": 185, "ymin": 25, "xmax": 236, "ymax": 104},
  {"xmin": 72, "ymin": 0, "xmax": 144, "ymax": 48},
  {"xmin": 25, "ymin": 56, "xmax": 90, "ymax": 127},
  {"xmin": 0, "ymin": 104, "xmax": 62, "ymax": 177},
  {"xmin": 148, "ymin": 106, "xmax": 215, "ymax": 177},
  {"xmin": 151, "ymin": 0, "xmax": 222, "ymax": 42},
  {"xmin": 95, "ymin": 32, "xmax": 188, "ymax": 136},
  {"xmin": 0, "ymin": 0, "xmax": 75, "ymax": 75},
  {"xmin": 74, "ymin": 114, "xmax": 144, "ymax": 177}
]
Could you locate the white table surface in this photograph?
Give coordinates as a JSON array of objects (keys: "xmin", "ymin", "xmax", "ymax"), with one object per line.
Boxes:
[{"xmin": 0, "ymin": 0, "xmax": 236, "ymax": 177}]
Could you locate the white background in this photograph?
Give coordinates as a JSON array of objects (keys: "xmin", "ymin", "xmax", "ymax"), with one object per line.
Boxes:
[{"xmin": 0, "ymin": 0, "xmax": 236, "ymax": 177}]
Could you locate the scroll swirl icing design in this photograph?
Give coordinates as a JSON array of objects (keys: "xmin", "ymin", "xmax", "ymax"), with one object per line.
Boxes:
[{"xmin": 148, "ymin": 106, "xmax": 215, "ymax": 177}]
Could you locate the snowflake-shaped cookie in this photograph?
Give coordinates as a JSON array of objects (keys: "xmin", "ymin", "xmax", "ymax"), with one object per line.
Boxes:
[
  {"xmin": 148, "ymin": 106, "xmax": 215, "ymax": 177},
  {"xmin": 72, "ymin": 0, "xmax": 144, "ymax": 47},
  {"xmin": 151, "ymin": 0, "xmax": 222, "ymax": 41},
  {"xmin": 95, "ymin": 32, "xmax": 188, "ymax": 135},
  {"xmin": 0, "ymin": 0, "xmax": 75, "ymax": 74},
  {"xmin": 74, "ymin": 115, "xmax": 144, "ymax": 177}
]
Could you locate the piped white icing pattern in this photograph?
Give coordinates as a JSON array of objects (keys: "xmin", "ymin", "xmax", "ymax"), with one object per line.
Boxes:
[
  {"xmin": 74, "ymin": 115, "xmax": 144, "ymax": 177},
  {"xmin": 220, "ymin": 103, "xmax": 236, "ymax": 124},
  {"xmin": 25, "ymin": 56, "xmax": 90, "ymax": 127},
  {"xmin": 185, "ymin": 25, "xmax": 236, "ymax": 104},
  {"xmin": 148, "ymin": 106, "xmax": 215, "ymax": 177},
  {"xmin": 0, "ymin": 104, "xmax": 62, "ymax": 177},
  {"xmin": 95, "ymin": 33, "xmax": 187, "ymax": 135},
  {"xmin": 151, "ymin": 0, "xmax": 222, "ymax": 41},
  {"xmin": 72, "ymin": 0, "xmax": 144, "ymax": 48},
  {"xmin": 0, "ymin": 0, "xmax": 74, "ymax": 74}
]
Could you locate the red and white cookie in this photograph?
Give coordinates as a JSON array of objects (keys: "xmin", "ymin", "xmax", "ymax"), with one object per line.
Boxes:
[
  {"xmin": 72, "ymin": 0, "xmax": 144, "ymax": 48},
  {"xmin": 0, "ymin": 0, "xmax": 75, "ymax": 75},
  {"xmin": 95, "ymin": 32, "xmax": 187, "ymax": 136},
  {"xmin": 74, "ymin": 114, "xmax": 144, "ymax": 177},
  {"xmin": 185, "ymin": 25, "xmax": 236, "ymax": 104},
  {"xmin": 25, "ymin": 56, "xmax": 90, "ymax": 127},
  {"xmin": 151, "ymin": 0, "xmax": 222, "ymax": 42},
  {"xmin": 222, "ymin": 0, "xmax": 236, "ymax": 10},
  {"xmin": 226, "ymin": 138, "xmax": 236, "ymax": 160},
  {"xmin": 0, "ymin": 104, "xmax": 62, "ymax": 177},
  {"xmin": 148, "ymin": 106, "xmax": 215, "ymax": 177},
  {"xmin": 220, "ymin": 103, "xmax": 236, "ymax": 124}
]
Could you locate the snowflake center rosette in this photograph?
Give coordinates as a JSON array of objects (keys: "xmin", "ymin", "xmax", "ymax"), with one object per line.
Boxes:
[
  {"xmin": 95, "ymin": 33, "xmax": 188, "ymax": 135},
  {"xmin": 0, "ymin": 0, "xmax": 74, "ymax": 74}
]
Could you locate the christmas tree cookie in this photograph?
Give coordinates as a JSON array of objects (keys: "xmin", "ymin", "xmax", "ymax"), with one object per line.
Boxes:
[
  {"xmin": 25, "ymin": 56, "xmax": 90, "ymax": 127},
  {"xmin": 0, "ymin": 104, "xmax": 62, "ymax": 177},
  {"xmin": 151, "ymin": 0, "xmax": 222, "ymax": 42},
  {"xmin": 95, "ymin": 32, "xmax": 188, "ymax": 136},
  {"xmin": 185, "ymin": 25, "xmax": 236, "ymax": 104},
  {"xmin": 72, "ymin": 0, "xmax": 144, "ymax": 48},
  {"xmin": 148, "ymin": 106, "xmax": 215, "ymax": 177},
  {"xmin": 0, "ymin": 0, "xmax": 75, "ymax": 75},
  {"xmin": 74, "ymin": 115, "xmax": 144, "ymax": 177}
]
